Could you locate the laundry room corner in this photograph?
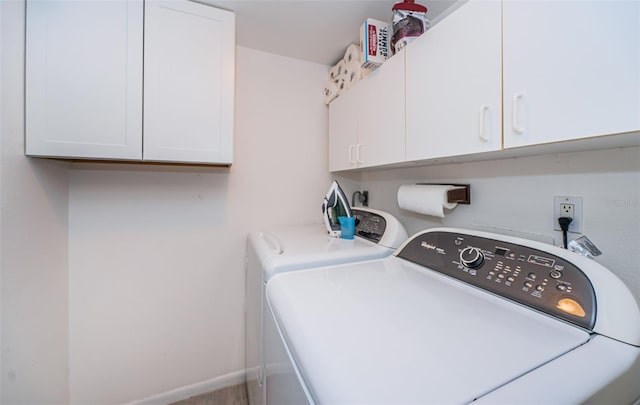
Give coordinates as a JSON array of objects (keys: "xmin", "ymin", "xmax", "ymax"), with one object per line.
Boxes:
[
  {"xmin": 1, "ymin": 1, "xmax": 70, "ymax": 403},
  {"xmin": 4, "ymin": 0, "xmax": 639, "ymax": 403},
  {"xmin": 66, "ymin": 47, "xmax": 332, "ymax": 404}
]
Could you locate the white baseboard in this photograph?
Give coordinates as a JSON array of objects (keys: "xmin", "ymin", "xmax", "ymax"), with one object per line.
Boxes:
[{"xmin": 124, "ymin": 369, "xmax": 246, "ymax": 405}]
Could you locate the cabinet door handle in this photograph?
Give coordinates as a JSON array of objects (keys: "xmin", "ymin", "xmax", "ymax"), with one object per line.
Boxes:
[
  {"xmin": 348, "ymin": 144, "xmax": 356, "ymax": 165},
  {"xmin": 512, "ymin": 93, "xmax": 525, "ymax": 134},
  {"xmin": 356, "ymin": 143, "xmax": 364, "ymax": 164},
  {"xmin": 479, "ymin": 105, "xmax": 490, "ymax": 141}
]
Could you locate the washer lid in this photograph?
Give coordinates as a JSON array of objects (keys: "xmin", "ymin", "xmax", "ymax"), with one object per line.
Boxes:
[{"xmin": 267, "ymin": 257, "xmax": 591, "ymax": 404}]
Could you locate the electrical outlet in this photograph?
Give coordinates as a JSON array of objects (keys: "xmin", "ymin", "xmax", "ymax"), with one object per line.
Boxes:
[
  {"xmin": 362, "ymin": 191, "xmax": 369, "ymax": 207},
  {"xmin": 560, "ymin": 203, "xmax": 574, "ymax": 219},
  {"xmin": 554, "ymin": 196, "xmax": 583, "ymax": 233}
]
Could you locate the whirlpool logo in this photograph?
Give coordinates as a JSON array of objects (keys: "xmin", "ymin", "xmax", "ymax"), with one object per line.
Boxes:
[{"xmin": 421, "ymin": 241, "xmax": 437, "ymax": 250}]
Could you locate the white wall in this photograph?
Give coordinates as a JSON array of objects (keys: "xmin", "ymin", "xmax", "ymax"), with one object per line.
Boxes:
[
  {"xmin": 0, "ymin": 1, "xmax": 70, "ymax": 403},
  {"xmin": 351, "ymin": 146, "xmax": 640, "ymax": 302},
  {"xmin": 68, "ymin": 47, "xmax": 331, "ymax": 404},
  {"xmin": 1, "ymin": 3, "xmax": 4, "ymax": 402}
]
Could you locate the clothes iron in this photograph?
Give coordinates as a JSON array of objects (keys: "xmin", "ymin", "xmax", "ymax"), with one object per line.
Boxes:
[{"xmin": 322, "ymin": 180, "xmax": 353, "ymax": 237}]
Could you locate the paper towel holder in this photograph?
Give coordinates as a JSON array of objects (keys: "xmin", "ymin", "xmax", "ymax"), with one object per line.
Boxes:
[{"xmin": 417, "ymin": 183, "xmax": 471, "ymax": 205}]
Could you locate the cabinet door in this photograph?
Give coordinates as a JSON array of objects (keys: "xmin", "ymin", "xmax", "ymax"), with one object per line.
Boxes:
[
  {"xmin": 26, "ymin": 0, "xmax": 143, "ymax": 160},
  {"xmin": 406, "ymin": 0, "xmax": 502, "ymax": 161},
  {"xmin": 357, "ymin": 51, "xmax": 406, "ymax": 169},
  {"xmin": 329, "ymin": 87, "xmax": 359, "ymax": 171},
  {"xmin": 143, "ymin": 0, "xmax": 235, "ymax": 164},
  {"xmin": 503, "ymin": 1, "xmax": 640, "ymax": 148}
]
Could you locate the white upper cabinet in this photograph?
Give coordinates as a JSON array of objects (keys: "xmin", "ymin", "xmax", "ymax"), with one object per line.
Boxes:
[
  {"xmin": 143, "ymin": 1, "xmax": 235, "ymax": 164},
  {"xmin": 26, "ymin": 0, "xmax": 235, "ymax": 165},
  {"xmin": 329, "ymin": 86, "xmax": 359, "ymax": 171},
  {"xmin": 328, "ymin": 52, "xmax": 405, "ymax": 171},
  {"xmin": 357, "ymin": 52, "xmax": 406, "ymax": 169},
  {"xmin": 26, "ymin": 0, "xmax": 144, "ymax": 160},
  {"xmin": 406, "ymin": 0, "xmax": 502, "ymax": 161},
  {"xmin": 503, "ymin": 0, "xmax": 640, "ymax": 148},
  {"xmin": 329, "ymin": 0, "xmax": 639, "ymax": 171}
]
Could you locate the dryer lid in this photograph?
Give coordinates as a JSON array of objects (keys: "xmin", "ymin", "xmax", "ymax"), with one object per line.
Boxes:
[{"xmin": 249, "ymin": 224, "xmax": 391, "ymax": 282}]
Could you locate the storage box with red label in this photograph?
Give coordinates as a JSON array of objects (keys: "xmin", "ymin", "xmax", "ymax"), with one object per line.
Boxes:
[{"xmin": 360, "ymin": 18, "xmax": 391, "ymax": 70}]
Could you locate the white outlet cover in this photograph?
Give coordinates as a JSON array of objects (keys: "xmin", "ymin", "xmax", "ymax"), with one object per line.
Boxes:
[{"xmin": 553, "ymin": 196, "xmax": 583, "ymax": 233}]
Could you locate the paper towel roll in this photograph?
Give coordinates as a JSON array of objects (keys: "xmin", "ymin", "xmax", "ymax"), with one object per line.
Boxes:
[
  {"xmin": 344, "ymin": 43, "xmax": 361, "ymax": 64},
  {"xmin": 323, "ymin": 81, "xmax": 339, "ymax": 104},
  {"xmin": 397, "ymin": 184, "xmax": 462, "ymax": 218},
  {"xmin": 329, "ymin": 60, "xmax": 345, "ymax": 81}
]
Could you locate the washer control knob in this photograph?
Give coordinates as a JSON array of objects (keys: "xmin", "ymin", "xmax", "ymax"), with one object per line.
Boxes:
[{"xmin": 460, "ymin": 247, "xmax": 485, "ymax": 269}]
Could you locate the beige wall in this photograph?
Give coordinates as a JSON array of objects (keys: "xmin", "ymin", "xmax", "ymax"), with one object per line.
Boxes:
[{"xmin": 1, "ymin": 1, "xmax": 70, "ymax": 403}]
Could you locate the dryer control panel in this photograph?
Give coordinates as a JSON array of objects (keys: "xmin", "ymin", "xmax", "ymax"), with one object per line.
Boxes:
[
  {"xmin": 351, "ymin": 208, "xmax": 408, "ymax": 249},
  {"xmin": 397, "ymin": 230, "xmax": 596, "ymax": 330},
  {"xmin": 352, "ymin": 208, "xmax": 387, "ymax": 243}
]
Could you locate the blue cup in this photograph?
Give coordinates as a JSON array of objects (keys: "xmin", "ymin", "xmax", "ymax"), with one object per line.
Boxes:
[{"xmin": 338, "ymin": 216, "xmax": 355, "ymax": 240}]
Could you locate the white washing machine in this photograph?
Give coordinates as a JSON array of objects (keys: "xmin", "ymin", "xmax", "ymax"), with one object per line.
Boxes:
[
  {"xmin": 245, "ymin": 207, "xmax": 407, "ymax": 405},
  {"xmin": 266, "ymin": 228, "xmax": 640, "ymax": 404}
]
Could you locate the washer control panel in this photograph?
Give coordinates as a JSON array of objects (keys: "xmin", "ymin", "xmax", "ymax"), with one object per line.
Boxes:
[
  {"xmin": 352, "ymin": 209, "xmax": 386, "ymax": 244},
  {"xmin": 397, "ymin": 231, "xmax": 596, "ymax": 329}
]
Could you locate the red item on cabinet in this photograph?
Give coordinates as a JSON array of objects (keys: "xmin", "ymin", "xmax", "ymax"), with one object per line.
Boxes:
[{"xmin": 391, "ymin": 0, "xmax": 429, "ymax": 54}]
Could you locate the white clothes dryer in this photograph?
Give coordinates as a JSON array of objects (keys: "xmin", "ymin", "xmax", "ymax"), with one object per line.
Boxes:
[
  {"xmin": 245, "ymin": 207, "xmax": 407, "ymax": 405},
  {"xmin": 266, "ymin": 228, "xmax": 640, "ymax": 404}
]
